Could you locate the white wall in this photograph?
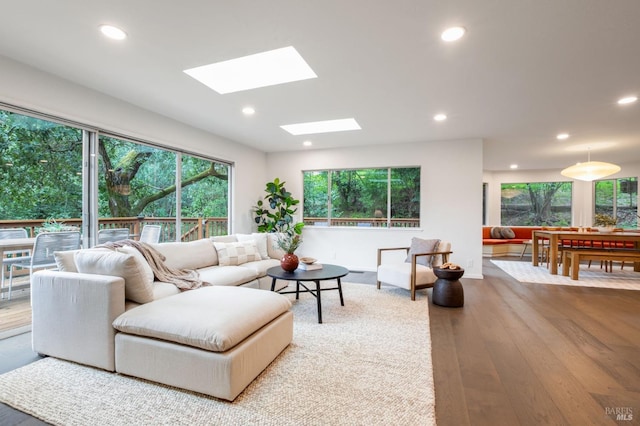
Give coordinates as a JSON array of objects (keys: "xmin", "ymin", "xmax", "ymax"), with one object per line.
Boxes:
[
  {"xmin": 0, "ymin": 55, "xmax": 267, "ymax": 233},
  {"xmin": 484, "ymin": 162, "xmax": 640, "ymax": 228},
  {"xmin": 266, "ymin": 139, "xmax": 484, "ymax": 278}
]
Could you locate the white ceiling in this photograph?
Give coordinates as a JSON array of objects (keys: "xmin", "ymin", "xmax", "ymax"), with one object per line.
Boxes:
[{"xmin": 0, "ymin": 0, "xmax": 639, "ymax": 171}]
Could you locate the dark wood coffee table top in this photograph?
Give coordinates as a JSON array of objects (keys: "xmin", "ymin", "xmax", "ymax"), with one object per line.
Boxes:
[{"xmin": 266, "ymin": 264, "xmax": 349, "ymax": 281}]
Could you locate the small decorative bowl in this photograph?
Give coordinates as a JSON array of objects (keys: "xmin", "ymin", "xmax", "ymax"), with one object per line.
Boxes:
[{"xmin": 299, "ymin": 257, "xmax": 317, "ymax": 265}]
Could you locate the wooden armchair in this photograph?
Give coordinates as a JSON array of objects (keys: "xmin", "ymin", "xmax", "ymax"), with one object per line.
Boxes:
[{"xmin": 377, "ymin": 239, "xmax": 452, "ymax": 301}]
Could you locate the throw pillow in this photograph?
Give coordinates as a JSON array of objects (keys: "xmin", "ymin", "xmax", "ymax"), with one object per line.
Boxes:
[
  {"xmin": 490, "ymin": 227, "xmax": 503, "ymax": 239},
  {"xmin": 214, "ymin": 241, "xmax": 262, "ymax": 266},
  {"xmin": 236, "ymin": 233, "xmax": 269, "ymax": 260},
  {"xmin": 405, "ymin": 237, "xmax": 441, "ymax": 267},
  {"xmin": 74, "ymin": 249, "xmax": 154, "ymax": 304},
  {"xmin": 500, "ymin": 227, "xmax": 516, "ymax": 239},
  {"xmin": 53, "ymin": 249, "xmax": 81, "ymax": 272}
]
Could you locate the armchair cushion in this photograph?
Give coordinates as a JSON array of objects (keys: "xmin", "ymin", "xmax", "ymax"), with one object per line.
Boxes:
[{"xmin": 405, "ymin": 238, "xmax": 440, "ymax": 267}]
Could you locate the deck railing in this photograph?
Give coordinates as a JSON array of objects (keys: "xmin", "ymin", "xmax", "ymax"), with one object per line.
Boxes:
[
  {"xmin": 0, "ymin": 217, "xmax": 229, "ymax": 242},
  {"xmin": 303, "ymin": 217, "xmax": 420, "ymax": 228}
]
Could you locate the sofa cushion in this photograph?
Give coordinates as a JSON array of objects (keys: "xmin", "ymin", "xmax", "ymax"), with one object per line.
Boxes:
[
  {"xmin": 151, "ymin": 238, "xmax": 217, "ymax": 270},
  {"xmin": 236, "ymin": 233, "xmax": 269, "ymax": 260},
  {"xmin": 197, "ymin": 265, "xmax": 258, "ymax": 286},
  {"xmin": 490, "ymin": 227, "xmax": 503, "ymax": 239},
  {"xmin": 53, "ymin": 247, "xmax": 111, "ymax": 273},
  {"xmin": 240, "ymin": 258, "xmax": 281, "ymax": 277},
  {"xmin": 152, "ymin": 281, "xmax": 181, "ymax": 300},
  {"xmin": 214, "ymin": 241, "xmax": 261, "ymax": 266},
  {"xmin": 74, "ymin": 250, "xmax": 154, "ymax": 304},
  {"xmin": 405, "ymin": 237, "xmax": 440, "ymax": 267},
  {"xmin": 500, "ymin": 227, "xmax": 516, "ymax": 239},
  {"xmin": 266, "ymin": 233, "xmax": 286, "ymax": 260},
  {"xmin": 112, "ymin": 286, "xmax": 292, "ymax": 352}
]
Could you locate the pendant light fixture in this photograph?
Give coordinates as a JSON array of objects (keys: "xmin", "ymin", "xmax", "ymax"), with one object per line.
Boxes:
[{"xmin": 561, "ymin": 148, "xmax": 621, "ymax": 181}]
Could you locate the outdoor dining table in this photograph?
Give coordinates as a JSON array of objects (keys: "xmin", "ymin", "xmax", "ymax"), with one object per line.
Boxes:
[
  {"xmin": 532, "ymin": 230, "xmax": 640, "ymax": 275},
  {"xmin": 0, "ymin": 237, "xmax": 36, "ymax": 260}
]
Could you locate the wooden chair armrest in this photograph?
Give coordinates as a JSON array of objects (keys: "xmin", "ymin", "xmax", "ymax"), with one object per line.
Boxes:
[
  {"xmin": 410, "ymin": 250, "xmax": 453, "ymax": 265},
  {"xmin": 377, "ymin": 247, "xmax": 410, "ymax": 266}
]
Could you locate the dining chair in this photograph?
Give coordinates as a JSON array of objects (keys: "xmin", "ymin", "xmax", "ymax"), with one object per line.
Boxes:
[
  {"xmin": 97, "ymin": 228, "xmax": 130, "ymax": 244},
  {"xmin": 1, "ymin": 228, "xmax": 30, "ymax": 300},
  {"xmin": 139, "ymin": 225, "xmax": 161, "ymax": 244},
  {"xmin": 7, "ymin": 231, "xmax": 81, "ymax": 300}
]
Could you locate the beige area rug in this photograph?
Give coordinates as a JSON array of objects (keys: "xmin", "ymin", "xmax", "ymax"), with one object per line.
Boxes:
[
  {"xmin": 491, "ymin": 260, "xmax": 640, "ymax": 290},
  {"xmin": 0, "ymin": 282, "xmax": 435, "ymax": 426}
]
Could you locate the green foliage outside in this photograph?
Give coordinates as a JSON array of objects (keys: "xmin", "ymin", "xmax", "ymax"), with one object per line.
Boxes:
[
  {"xmin": 303, "ymin": 167, "xmax": 420, "ymax": 223},
  {"xmin": 0, "ymin": 110, "xmax": 83, "ymax": 220},
  {"xmin": 0, "ymin": 110, "xmax": 229, "ymax": 222},
  {"xmin": 501, "ymin": 182, "xmax": 572, "ymax": 226},
  {"xmin": 594, "ymin": 178, "xmax": 637, "ymax": 228}
]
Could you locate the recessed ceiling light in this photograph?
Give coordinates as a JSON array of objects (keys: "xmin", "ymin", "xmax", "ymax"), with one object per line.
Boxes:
[
  {"xmin": 303, "ymin": 140, "xmax": 313, "ymax": 147},
  {"xmin": 242, "ymin": 106, "xmax": 255, "ymax": 115},
  {"xmin": 617, "ymin": 95, "xmax": 638, "ymax": 105},
  {"xmin": 557, "ymin": 133, "xmax": 570, "ymax": 140},
  {"xmin": 441, "ymin": 26, "xmax": 466, "ymax": 42},
  {"xmin": 184, "ymin": 46, "xmax": 317, "ymax": 94},
  {"xmin": 433, "ymin": 113, "xmax": 447, "ymax": 122},
  {"xmin": 510, "ymin": 164, "xmax": 518, "ymax": 169},
  {"xmin": 281, "ymin": 118, "xmax": 361, "ymax": 135},
  {"xmin": 99, "ymin": 25, "xmax": 127, "ymax": 40}
]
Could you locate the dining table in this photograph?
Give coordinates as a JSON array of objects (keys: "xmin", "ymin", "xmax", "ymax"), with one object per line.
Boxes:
[
  {"xmin": 0, "ymin": 237, "xmax": 36, "ymax": 260},
  {"xmin": 532, "ymin": 230, "xmax": 640, "ymax": 275}
]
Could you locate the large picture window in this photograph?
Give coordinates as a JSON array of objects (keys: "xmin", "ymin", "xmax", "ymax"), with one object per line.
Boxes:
[
  {"xmin": 303, "ymin": 167, "xmax": 420, "ymax": 227},
  {"xmin": 594, "ymin": 177, "xmax": 637, "ymax": 228},
  {"xmin": 501, "ymin": 182, "xmax": 572, "ymax": 226},
  {"xmin": 0, "ymin": 110, "xmax": 83, "ymax": 224},
  {"xmin": 0, "ymin": 105, "xmax": 231, "ymax": 242}
]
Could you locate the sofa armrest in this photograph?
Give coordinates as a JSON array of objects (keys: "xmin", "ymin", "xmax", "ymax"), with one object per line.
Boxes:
[{"xmin": 32, "ymin": 270, "xmax": 126, "ymax": 371}]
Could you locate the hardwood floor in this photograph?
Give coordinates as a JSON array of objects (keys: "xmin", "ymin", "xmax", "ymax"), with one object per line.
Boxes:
[
  {"xmin": 1, "ymin": 260, "xmax": 639, "ymax": 425},
  {"xmin": 431, "ymin": 259, "xmax": 640, "ymax": 425}
]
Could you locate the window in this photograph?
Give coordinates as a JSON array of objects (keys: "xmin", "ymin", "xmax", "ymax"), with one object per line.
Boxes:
[
  {"xmin": 181, "ymin": 154, "xmax": 230, "ymax": 237},
  {"xmin": 0, "ymin": 110, "xmax": 83, "ymax": 225},
  {"xmin": 501, "ymin": 182, "xmax": 572, "ymax": 226},
  {"xmin": 0, "ymin": 104, "xmax": 231, "ymax": 242},
  {"xmin": 303, "ymin": 167, "xmax": 420, "ymax": 227},
  {"xmin": 594, "ymin": 177, "xmax": 637, "ymax": 228}
]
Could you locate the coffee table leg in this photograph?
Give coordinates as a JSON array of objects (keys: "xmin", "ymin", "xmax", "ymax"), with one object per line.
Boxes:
[
  {"xmin": 270, "ymin": 277, "xmax": 277, "ymax": 291},
  {"xmin": 337, "ymin": 278, "xmax": 344, "ymax": 306},
  {"xmin": 315, "ymin": 280, "xmax": 322, "ymax": 323},
  {"xmin": 296, "ymin": 280, "xmax": 300, "ymax": 299}
]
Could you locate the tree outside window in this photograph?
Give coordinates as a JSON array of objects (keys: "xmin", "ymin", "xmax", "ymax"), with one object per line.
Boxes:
[
  {"xmin": 594, "ymin": 177, "xmax": 637, "ymax": 228},
  {"xmin": 303, "ymin": 167, "xmax": 420, "ymax": 227},
  {"xmin": 501, "ymin": 182, "xmax": 572, "ymax": 226}
]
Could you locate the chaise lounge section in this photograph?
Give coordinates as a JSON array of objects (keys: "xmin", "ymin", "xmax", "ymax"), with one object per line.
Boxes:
[{"xmin": 31, "ymin": 233, "xmax": 294, "ymax": 401}]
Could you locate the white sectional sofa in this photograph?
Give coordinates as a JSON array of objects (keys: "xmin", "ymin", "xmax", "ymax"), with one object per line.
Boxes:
[{"xmin": 31, "ymin": 233, "xmax": 293, "ymax": 401}]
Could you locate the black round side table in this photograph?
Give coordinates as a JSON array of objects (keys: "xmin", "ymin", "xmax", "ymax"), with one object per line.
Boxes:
[{"xmin": 432, "ymin": 267, "xmax": 465, "ymax": 307}]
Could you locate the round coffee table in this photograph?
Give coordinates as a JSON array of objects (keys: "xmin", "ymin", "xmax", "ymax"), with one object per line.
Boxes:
[
  {"xmin": 432, "ymin": 267, "xmax": 465, "ymax": 307},
  {"xmin": 267, "ymin": 264, "xmax": 348, "ymax": 323}
]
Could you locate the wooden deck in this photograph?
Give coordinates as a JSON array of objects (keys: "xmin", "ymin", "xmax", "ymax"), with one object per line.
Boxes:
[{"xmin": 0, "ymin": 279, "xmax": 31, "ymax": 337}]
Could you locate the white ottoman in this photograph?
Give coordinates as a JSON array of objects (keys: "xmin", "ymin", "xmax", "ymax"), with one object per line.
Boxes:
[{"xmin": 113, "ymin": 286, "xmax": 293, "ymax": 401}]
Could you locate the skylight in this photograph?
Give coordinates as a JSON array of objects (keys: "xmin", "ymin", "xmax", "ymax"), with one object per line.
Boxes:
[
  {"xmin": 280, "ymin": 118, "xmax": 361, "ymax": 135},
  {"xmin": 183, "ymin": 46, "xmax": 317, "ymax": 94}
]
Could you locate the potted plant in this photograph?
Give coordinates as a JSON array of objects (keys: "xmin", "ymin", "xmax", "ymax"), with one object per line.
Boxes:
[
  {"xmin": 37, "ymin": 218, "xmax": 78, "ymax": 233},
  {"xmin": 593, "ymin": 213, "xmax": 617, "ymax": 232},
  {"xmin": 253, "ymin": 178, "xmax": 304, "ymax": 236},
  {"xmin": 276, "ymin": 233, "xmax": 303, "ymax": 272}
]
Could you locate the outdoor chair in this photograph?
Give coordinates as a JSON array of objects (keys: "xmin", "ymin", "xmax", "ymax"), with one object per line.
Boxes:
[
  {"xmin": 377, "ymin": 238, "xmax": 452, "ymax": 301},
  {"xmin": 97, "ymin": 228, "xmax": 130, "ymax": 244},
  {"xmin": 139, "ymin": 225, "xmax": 161, "ymax": 244},
  {"xmin": 7, "ymin": 231, "xmax": 81, "ymax": 300},
  {"xmin": 1, "ymin": 228, "xmax": 30, "ymax": 300}
]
